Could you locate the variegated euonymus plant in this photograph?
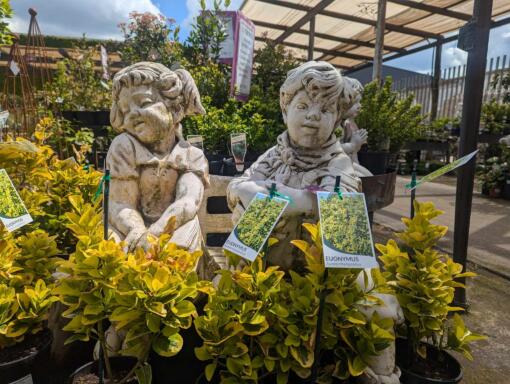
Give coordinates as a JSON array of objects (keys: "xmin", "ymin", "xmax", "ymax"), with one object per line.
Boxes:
[
  {"xmin": 54, "ymin": 196, "xmax": 212, "ymax": 383},
  {"xmin": 0, "ymin": 228, "xmax": 60, "ymax": 349},
  {"xmin": 195, "ymin": 224, "xmax": 394, "ymax": 384},
  {"xmin": 377, "ymin": 200, "xmax": 486, "ymax": 362}
]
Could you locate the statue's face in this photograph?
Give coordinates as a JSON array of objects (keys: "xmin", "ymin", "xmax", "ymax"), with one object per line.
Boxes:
[
  {"xmin": 285, "ymin": 90, "xmax": 338, "ymax": 149},
  {"xmin": 118, "ymin": 84, "xmax": 172, "ymax": 145}
]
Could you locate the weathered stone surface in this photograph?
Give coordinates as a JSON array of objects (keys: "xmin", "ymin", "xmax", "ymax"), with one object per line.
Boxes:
[
  {"xmin": 106, "ymin": 62, "xmax": 209, "ymax": 259},
  {"xmin": 227, "ymin": 61, "xmax": 401, "ymax": 384}
]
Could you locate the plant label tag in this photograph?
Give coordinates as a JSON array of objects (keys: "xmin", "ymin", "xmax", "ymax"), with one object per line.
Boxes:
[
  {"xmin": 9, "ymin": 60, "xmax": 20, "ymax": 76},
  {"xmin": 223, "ymin": 192, "xmax": 288, "ymax": 261},
  {"xmin": 0, "ymin": 169, "xmax": 33, "ymax": 232},
  {"xmin": 187, "ymin": 135, "xmax": 204, "ymax": 151},
  {"xmin": 231, "ymin": 133, "xmax": 247, "ymax": 172},
  {"xmin": 406, "ymin": 150, "xmax": 479, "ymax": 191},
  {"xmin": 317, "ymin": 192, "xmax": 378, "ymax": 269},
  {"xmin": 9, "ymin": 374, "xmax": 33, "ymax": 384}
]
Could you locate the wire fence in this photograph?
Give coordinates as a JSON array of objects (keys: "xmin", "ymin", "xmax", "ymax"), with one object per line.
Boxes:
[{"xmin": 392, "ymin": 54, "xmax": 510, "ymax": 120}]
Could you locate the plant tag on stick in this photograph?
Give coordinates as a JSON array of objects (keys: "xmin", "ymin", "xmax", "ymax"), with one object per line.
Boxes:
[
  {"xmin": 317, "ymin": 192, "xmax": 378, "ymax": 269},
  {"xmin": 231, "ymin": 133, "xmax": 247, "ymax": 172},
  {"xmin": 0, "ymin": 169, "xmax": 33, "ymax": 232},
  {"xmin": 405, "ymin": 149, "xmax": 479, "ymax": 191},
  {"xmin": 223, "ymin": 192, "xmax": 288, "ymax": 261}
]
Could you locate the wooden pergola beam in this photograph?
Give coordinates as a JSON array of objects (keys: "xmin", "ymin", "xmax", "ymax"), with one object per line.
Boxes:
[
  {"xmin": 255, "ymin": 0, "xmax": 442, "ymax": 40},
  {"xmin": 252, "ymin": 19, "xmax": 406, "ymax": 53},
  {"xmin": 255, "ymin": 35, "xmax": 370, "ymax": 61},
  {"xmin": 387, "ymin": 0, "xmax": 471, "ymax": 21},
  {"xmin": 274, "ymin": 0, "xmax": 335, "ymax": 44}
]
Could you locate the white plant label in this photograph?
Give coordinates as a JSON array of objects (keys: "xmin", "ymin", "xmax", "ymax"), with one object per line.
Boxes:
[
  {"xmin": 9, "ymin": 60, "xmax": 20, "ymax": 76},
  {"xmin": 0, "ymin": 169, "xmax": 33, "ymax": 232}
]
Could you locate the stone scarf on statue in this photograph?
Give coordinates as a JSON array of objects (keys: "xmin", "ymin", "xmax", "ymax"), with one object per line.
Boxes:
[{"xmin": 251, "ymin": 131, "xmax": 360, "ymax": 191}]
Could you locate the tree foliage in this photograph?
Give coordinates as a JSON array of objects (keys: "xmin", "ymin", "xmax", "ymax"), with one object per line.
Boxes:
[
  {"xmin": 0, "ymin": 0, "xmax": 12, "ymax": 46},
  {"xmin": 119, "ymin": 11, "xmax": 182, "ymax": 67}
]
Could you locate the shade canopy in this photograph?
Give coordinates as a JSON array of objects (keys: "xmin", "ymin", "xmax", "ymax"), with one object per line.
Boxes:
[{"xmin": 240, "ymin": 0, "xmax": 510, "ymax": 69}]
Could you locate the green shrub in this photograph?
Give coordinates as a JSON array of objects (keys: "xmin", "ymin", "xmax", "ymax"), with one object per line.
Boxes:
[
  {"xmin": 378, "ymin": 201, "xmax": 485, "ymax": 362},
  {"xmin": 356, "ymin": 77, "xmax": 424, "ymax": 153}
]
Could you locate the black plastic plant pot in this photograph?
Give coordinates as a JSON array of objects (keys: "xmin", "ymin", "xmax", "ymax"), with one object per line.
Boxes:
[
  {"xmin": 222, "ymin": 158, "xmax": 238, "ymax": 176},
  {"xmin": 68, "ymin": 356, "xmax": 137, "ymax": 384},
  {"xmin": 208, "ymin": 160, "xmax": 223, "ymax": 175},
  {"xmin": 396, "ymin": 338, "xmax": 463, "ymax": 384},
  {"xmin": 0, "ymin": 329, "xmax": 52, "ymax": 384},
  {"xmin": 61, "ymin": 111, "xmax": 110, "ymax": 126},
  {"xmin": 358, "ymin": 151, "xmax": 391, "ymax": 176},
  {"xmin": 503, "ymin": 179, "xmax": 510, "ymax": 200},
  {"xmin": 150, "ymin": 326, "xmax": 208, "ymax": 384}
]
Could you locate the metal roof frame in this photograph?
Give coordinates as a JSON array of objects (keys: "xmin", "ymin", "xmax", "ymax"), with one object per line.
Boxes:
[{"xmin": 241, "ymin": 0, "xmax": 510, "ymax": 70}]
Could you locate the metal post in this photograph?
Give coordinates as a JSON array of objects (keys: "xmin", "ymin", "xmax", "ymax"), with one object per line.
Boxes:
[
  {"xmin": 372, "ymin": 0, "xmax": 387, "ymax": 83},
  {"xmin": 410, "ymin": 159, "xmax": 418, "ymax": 218},
  {"xmin": 308, "ymin": 16, "xmax": 315, "ymax": 61},
  {"xmin": 453, "ymin": 0, "xmax": 493, "ymax": 306},
  {"xmin": 431, "ymin": 39, "xmax": 443, "ymax": 121}
]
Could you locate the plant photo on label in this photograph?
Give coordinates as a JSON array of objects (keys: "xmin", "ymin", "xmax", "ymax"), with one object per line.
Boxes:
[
  {"xmin": 234, "ymin": 197, "xmax": 286, "ymax": 251},
  {"xmin": 319, "ymin": 194, "xmax": 372, "ymax": 256},
  {"xmin": 0, "ymin": 170, "xmax": 27, "ymax": 218}
]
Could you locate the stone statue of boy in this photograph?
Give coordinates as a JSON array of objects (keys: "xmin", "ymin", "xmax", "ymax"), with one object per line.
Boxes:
[
  {"xmin": 227, "ymin": 61, "xmax": 401, "ymax": 384},
  {"xmin": 106, "ymin": 62, "xmax": 208, "ymax": 255},
  {"xmin": 227, "ymin": 61, "xmax": 361, "ymax": 270}
]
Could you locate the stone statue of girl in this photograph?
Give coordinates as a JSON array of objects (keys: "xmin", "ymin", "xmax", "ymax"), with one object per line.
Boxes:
[
  {"xmin": 106, "ymin": 62, "xmax": 215, "ymax": 276},
  {"xmin": 227, "ymin": 61, "xmax": 401, "ymax": 384}
]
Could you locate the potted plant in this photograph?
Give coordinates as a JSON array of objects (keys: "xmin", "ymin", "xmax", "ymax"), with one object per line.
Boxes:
[
  {"xmin": 55, "ymin": 197, "xmax": 212, "ymax": 383},
  {"xmin": 195, "ymin": 227, "xmax": 394, "ymax": 384},
  {"xmin": 377, "ymin": 201, "xmax": 486, "ymax": 384},
  {"xmin": 356, "ymin": 77, "xmax": 424, "ymax": 175},
  {"xmin": 477, "ymin": 156, "xmax": 507, "ymax": 198},
  {"xmin": 0, "ymin": 125, "xmax": 102, "ymax": 255},
  {"xmin": 0, "ymin": 228, "xmax": 61, "ymax": 383}
]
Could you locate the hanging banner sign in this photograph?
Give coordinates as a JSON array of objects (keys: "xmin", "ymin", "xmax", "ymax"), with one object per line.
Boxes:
[
  {"xmin": 405, "ymin": 149, "xmax": 479, "ymax": 191},
  {"xmin": 317, "ymin": 192, "xmax": 378, "ymax": 269},
  {"xmin": 218, "ymin": 11, "xmax": 255, "ymax": 101},
  {"xmin": 223, "ymin": 192, "xmax": 288, "ymax": 262},
  {"xmin": 218, "ymin": 13, "xmax": 235, "ymax": 61},
  {"xmin": 0, "ymin": 169, "xmax": 33, "ymax": 232}
]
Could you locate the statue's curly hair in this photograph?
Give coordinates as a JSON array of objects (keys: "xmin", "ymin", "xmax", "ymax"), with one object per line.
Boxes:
[
  {"xmin": 110, "ymin": 62, "xmax": 205, "ymax": 133},
  {"xmin": 280, "ymin": 61, "xmax": 345, "ymax": 127}
]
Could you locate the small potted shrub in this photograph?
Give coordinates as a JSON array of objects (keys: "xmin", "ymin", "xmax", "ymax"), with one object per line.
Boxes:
[
  {"xmin": 0, "ymin": 228, "xmax": 61, "ymax": 383},
  {"xmin": 55, "ymin": 198, "xmax": 212, "ymax": 383},
  {"xmin": 356, "ymin": 77, "xmax": 423, "ymax": 175},
  {"xmin": 195, "ymin": 227, "xmax": 394, "ymax": 384},
  {"xmin": 378, "ymin": 201, "xmax": 486, "ymax": 384},
  {"xmin": 477, "ymin": 156, "xmax": 507, "ymax": 198},
  {"xmin": 0, "ymin": 126, "xmax": 102, "ymax": 255}
]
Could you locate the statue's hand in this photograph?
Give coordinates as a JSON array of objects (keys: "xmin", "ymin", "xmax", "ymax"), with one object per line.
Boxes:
[
  {"xmin": 351, "ymin": 129, "xmax": 368, "ymax": 148},
  {"xmin": 124, "ymin": 227, "xmax": 148, "ymax": 252},
  {"xmin": 237, "ymin": 180, "xmax": 269, "ymax": 208}
]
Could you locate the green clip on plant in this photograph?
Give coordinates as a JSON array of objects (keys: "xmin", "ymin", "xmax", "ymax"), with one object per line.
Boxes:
[
  {"xmin": 377, "ymin": 200, "xmax": 486, "ymax": 381},
  {"xmin": 54, "ymin": 197, "xmax": 213, "ymax": 383}
]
